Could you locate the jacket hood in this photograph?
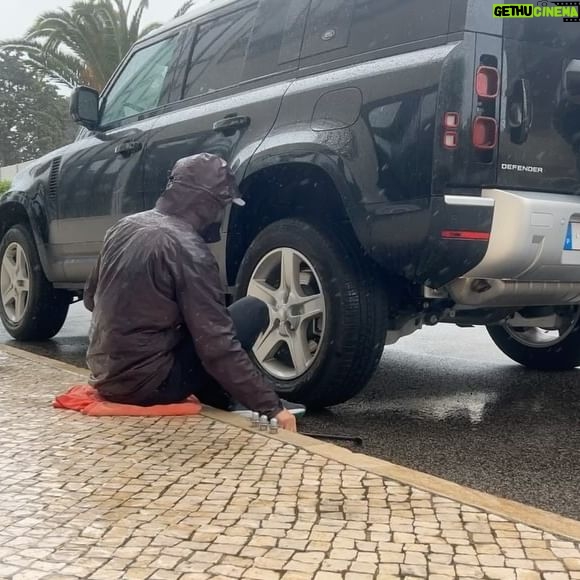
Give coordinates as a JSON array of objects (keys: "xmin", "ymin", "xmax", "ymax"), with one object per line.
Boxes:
[{"xmin": 155, "ymin": 153, "xmax": 242, "ymax": 232}]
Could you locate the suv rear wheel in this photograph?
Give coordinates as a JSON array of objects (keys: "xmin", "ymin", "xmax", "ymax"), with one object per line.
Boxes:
[
  {"xmin": 487, "ymin": 308, "xmax": 580, "ymax": 370},
  {"xmin": 235, "ymin": 219, "xmax": 388, "ymax": 408},
  {"xmin": 0, "ymin": 225, "xmax": 70, "ymax": 341}
]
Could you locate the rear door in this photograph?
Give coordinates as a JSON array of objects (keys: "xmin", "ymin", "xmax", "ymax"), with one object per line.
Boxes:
[
  {"xmin": 142, "ymin": 0, "xmax": 309, "ymax": 208},
  {"xmin": 498, "ymin": 12, "xmax": 580, "ymax": 195}
]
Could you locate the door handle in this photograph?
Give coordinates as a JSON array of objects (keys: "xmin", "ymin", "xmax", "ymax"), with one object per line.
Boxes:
[
  {"xmin": 565, "ymin": 59, "xmax": 580, "ymax": 104},
  {"xmin": 213, "ymin": 115, "xmax": 251, "ymax": 134},
  {"xmin": 115, "ymin": 141, "xmax": 143, "ymax": 157},
  {"xmin": 508, "ymin": 79, "xmax": 531, "ymax": 145}
]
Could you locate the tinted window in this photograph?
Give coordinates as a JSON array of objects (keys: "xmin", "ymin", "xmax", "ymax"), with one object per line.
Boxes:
[
  {"xmin": 183, "ymin": 5, "xmax": 257, "ymax": 99},
  {"xmin": 101, "ymin": 36, "xmax": 178, "ymax": 126},
  {"xmin": 352, "ymin": 0, "xmax": 450, "ymax": 52},
  {"xmin": 302, "ymin": 0, "xmax": 451, "ymax": 60},
  {"xmin": 301, "ymin": 0, "xmax": 353, "ymax": 58},
  {"xmin": 242, "ymin": 0, "xmax": 309, "ymax": 81}
]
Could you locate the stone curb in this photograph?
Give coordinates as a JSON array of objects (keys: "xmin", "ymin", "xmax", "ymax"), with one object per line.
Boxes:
[{"xmin": 2, "ymin": 342, "xmax": 579, "ymax": 543}]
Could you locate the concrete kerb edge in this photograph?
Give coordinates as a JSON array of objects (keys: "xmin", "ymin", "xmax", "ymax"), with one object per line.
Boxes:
[{"xmin": 2, "ymin": 342, "xmax": 579, "ymax": 542}]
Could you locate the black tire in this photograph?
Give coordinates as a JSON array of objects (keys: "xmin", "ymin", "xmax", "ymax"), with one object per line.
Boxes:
[
  {"xmin": 487, "ymin": 318, "xmax": 580, "ymax": 370},
  {"xmin": 0, "ymin": 225, "xmax": 70, "ymax": 341},
  {"xmin": 235, "ymin": 219, "xmax": 388, "ymax": 408}
]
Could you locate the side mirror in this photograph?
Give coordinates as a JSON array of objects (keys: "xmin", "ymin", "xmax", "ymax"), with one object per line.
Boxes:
[{"xmin": 70, "ymin": 86, "xmax": 100, "ymax": 130}]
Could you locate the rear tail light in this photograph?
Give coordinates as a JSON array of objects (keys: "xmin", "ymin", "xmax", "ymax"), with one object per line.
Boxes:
[
  {"xmin": 473, "ymin": 57, "xmax": 499, "ymax": 162},
  {"xmin": 443, "ymin": 112, "xmax": 459, "ymax": 148},
  {"xmin": 441, "ymin": 230, "xmax": 490, "ymax": 241},
  {"xmin": 444, "ymin": 112, "xmax": 459, "ymax": 129},
  {"xmin": 476, "ymin": 66, "xmax": 499, "ymax": 99},
  {"xmin": 443, "ymin": 131, "xmax": 458, "ymax": 149},
  {"xmin": 441, "ymin": 57, "xmax": 500, "ymax": 159},
  {"xmin": 472, "ymin": 116, "xmax": 498, "ymax": 150}
]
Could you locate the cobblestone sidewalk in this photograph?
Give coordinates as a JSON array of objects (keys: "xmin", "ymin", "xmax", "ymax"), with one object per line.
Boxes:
[{"xmin": 0, "ymin": 347, "xmax": 579, "ymax": 580}]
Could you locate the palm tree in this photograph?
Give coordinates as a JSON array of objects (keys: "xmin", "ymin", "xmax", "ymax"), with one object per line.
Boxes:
[{"xmin": 0, "ymin": 0, "xmax": 194, "ymax": 91}]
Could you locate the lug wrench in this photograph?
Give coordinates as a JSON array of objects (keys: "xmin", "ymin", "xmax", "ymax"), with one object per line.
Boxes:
[{"xmin": 301, "ymin": 432, "xmax": 363, "ymax": 446}]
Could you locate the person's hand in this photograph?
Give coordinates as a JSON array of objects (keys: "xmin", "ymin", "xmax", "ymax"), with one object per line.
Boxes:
[{"xmin": 275, "ymin": 409, "xmax": 297, "ymax": 432}]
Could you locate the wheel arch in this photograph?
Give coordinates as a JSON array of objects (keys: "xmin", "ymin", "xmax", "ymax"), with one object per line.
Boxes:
[
  {"xmin": 0, "ymin": 194, "xmax": 54, "ymax": 280},
  {"xmin": 226, "ymin": 159, "xmax": 362, "ymax": 287}
]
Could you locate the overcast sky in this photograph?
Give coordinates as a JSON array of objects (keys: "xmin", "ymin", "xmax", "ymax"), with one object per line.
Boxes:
[{"xmin": 0, "ymin": 0, "xmax": 189, "ymax": 40}]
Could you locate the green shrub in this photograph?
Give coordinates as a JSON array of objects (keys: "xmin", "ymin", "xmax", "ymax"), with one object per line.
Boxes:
[{"xmin": 0, "ymin": 180, "xmax": 10, "ymax": 196}]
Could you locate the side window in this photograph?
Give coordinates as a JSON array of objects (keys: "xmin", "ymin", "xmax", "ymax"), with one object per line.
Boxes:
[
  {"xmin": 242, "ymin": 0, "xmax": 310, "ymax": 81},
  {"xmin": 301, "ymin": 0, "xmax": 353, "ymax": 58},
  {"xmin": 302, "ymin": 0, "xmax": 452, "ymax": 61},
  {"xmin": 350, "ymin": 0, "xmax": 451, "ymax": 52},
  {"xmin": 183, "ymin": 5, "xmax": 257, "ymax": 99},
  {"xmin": 101, "ymin": 36, "xmax": 178, "ymax": 127}
]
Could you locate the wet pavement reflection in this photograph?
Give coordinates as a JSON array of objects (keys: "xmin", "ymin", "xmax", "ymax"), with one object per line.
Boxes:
[{"xmin": 2, "ymin": 303, "xmax": 579, "ymax": 520}]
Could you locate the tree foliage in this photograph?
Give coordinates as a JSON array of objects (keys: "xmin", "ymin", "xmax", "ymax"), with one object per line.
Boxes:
[
  {"xmin": 0, "ymin": 0, "xmax": 194, "ymax": 91},
  {"xmin": 0, "ymin": 53, "xmax": 76, "ymax": 166}
]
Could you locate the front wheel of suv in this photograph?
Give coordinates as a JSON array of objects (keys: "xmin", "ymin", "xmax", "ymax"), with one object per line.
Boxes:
[
  {"xmin": 235, "ymin": 219, "xmax": 388, "ymax": 408},
  {"xmin": 0, "ymin": 225, "xmax": 70, "ymax": 341},
  {"xmin": 487, "ymin": 308, "xmax": 580, "ymax": 370}
]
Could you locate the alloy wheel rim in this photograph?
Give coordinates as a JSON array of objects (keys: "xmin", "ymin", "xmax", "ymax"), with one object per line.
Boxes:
[
  {"xmin": 0, "ymin": 242, "xmax": 31, "ymax": 324},
  {"xmin": 504, "ymin": 308, "xmax": 580, "ymax": 348},
  {"xmin": 247, "ymin": 247, "xmax": 326, "ymax": 380}
]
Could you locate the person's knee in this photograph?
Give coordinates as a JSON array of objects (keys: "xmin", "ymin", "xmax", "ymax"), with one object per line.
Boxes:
[
  {"xmin": 228, "ymin": 296, "xmax": 270, "ymax": 349},
  {"xmin": 244, "ymin": 296, "xmax": 269, "ymax": 330}
]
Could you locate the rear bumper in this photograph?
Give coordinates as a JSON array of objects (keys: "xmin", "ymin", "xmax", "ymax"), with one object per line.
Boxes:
[
  {"xmin": 365, "ymin": 188, "xmax": 580, "ymax": 306},
  {"xmin": 465, "ymin": 188, "xmax": 580, "ymax": 282},
  {"xmin": 447, "ymin": 188, "xmax": 580, "ymax": 307},
  {"xmin": 413, "ymin": 195, "xmax": 493, "ymax": 287}
]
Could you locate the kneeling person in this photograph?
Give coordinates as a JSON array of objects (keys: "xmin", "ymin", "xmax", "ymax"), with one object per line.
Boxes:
[{"xmin": 84, "ymin": 153, "xmax": 302, "ymax": 431}]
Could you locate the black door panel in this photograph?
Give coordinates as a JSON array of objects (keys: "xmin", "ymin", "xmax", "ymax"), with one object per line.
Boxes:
[
  {"xmin": 498, "ymin": 37, "xmax": 580, "ymax": 195},
  {"xmin": 54, "ymin": 122, "xmax": 154, "ymax": 282}
]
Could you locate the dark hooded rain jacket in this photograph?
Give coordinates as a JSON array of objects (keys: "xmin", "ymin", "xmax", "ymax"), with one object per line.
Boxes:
[{"xmin": 84, "ymin": 153, "xmax": 282, "ymax": 418}]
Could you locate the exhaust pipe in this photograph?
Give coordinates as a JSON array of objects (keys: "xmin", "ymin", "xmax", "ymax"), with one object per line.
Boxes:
[{"xmin": 447, "ymin": 278, "xmax": 580, "ymax": 307}]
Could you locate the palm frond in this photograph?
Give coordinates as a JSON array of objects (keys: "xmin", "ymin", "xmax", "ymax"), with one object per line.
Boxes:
[
  {"xmin": 0, "ymin": 39, "xmax": 89, "ymax": 89},
  {"xmin": 139, "ymin": 23, "xmax": 161, "ymax": 38},
  {"xmin": 129, "ymin": 0, "xmax": 150, "ymax": 43},
  {"xmin": 5, "ymin": 0, "xmax": 169, "ymax": 91},
  {"xmin": 94, "ymin": 0, "xmax": 129, "ymax": 64},
  {"xmin": 174, "ymin": 1, "xmax": 195, "ymax": 18}
]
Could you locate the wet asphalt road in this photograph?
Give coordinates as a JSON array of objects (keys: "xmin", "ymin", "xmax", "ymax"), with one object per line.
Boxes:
[{"xmin": 2, "ymin": 302, "xmax": 579, "ymax": 520}]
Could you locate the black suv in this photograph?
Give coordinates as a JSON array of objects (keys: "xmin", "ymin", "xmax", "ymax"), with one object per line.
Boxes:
[{"xmin": 2, "ymin": 0, "xmax": 580, "ymax": 407}]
